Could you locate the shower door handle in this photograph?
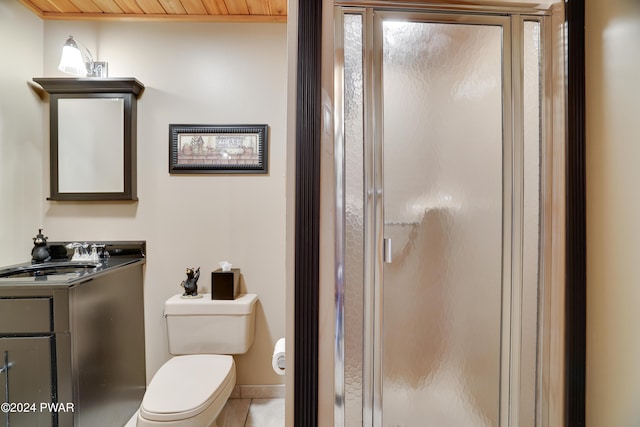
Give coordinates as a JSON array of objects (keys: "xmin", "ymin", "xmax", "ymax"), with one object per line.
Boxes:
[{"xmin": 383, "ymin": 238, "xmax": 392, "ymax": 264}]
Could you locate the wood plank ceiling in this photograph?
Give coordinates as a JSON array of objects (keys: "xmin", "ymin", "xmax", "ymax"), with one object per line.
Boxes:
[{"xmin": 18, "ymin": 0, "xmax": 287, "ymax": 22}]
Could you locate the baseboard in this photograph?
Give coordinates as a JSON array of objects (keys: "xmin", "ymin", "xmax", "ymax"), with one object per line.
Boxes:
[{"xmin": 230, "ymin": 384, "xmax": 285, "ymax": 399}]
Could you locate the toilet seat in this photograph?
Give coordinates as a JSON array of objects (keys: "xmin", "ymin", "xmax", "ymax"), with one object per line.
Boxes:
[{"xmin": 139, "ymin": 354, "xmax": 235, "ymax": 424}]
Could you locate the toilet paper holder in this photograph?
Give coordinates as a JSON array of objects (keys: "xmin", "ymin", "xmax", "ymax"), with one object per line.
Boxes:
[{"xmin": 272, "ymin": 338, "xmax": 285, "ymax": 375}]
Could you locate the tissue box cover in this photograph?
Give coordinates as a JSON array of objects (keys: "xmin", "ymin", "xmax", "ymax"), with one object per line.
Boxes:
[{"xmin": 211, "ymin": 268, "xmax": 240, "ymax": 300}]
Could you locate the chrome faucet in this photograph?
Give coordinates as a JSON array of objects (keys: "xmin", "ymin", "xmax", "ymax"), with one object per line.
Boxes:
[
  {"xmin": 66, "ymin": 242, "xmax": 109, "ymax": 262},
  {"xmin": 90, "ymin": 244, "xmax": 109, "ymax": 261},
  {"xmin": 66, "ymin": 243, "xmax": 88, "ymax": 261}
]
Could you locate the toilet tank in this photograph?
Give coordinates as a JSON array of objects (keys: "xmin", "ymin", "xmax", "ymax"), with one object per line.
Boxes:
[{"xmin": 164, "ymin": 293, "xmax": 257, "ymax": 355}]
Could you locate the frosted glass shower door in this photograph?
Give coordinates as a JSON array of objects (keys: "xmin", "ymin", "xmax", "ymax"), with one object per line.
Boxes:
[
  {"xmin": 379, "ymin": 16, "xmax": 505, "ymax": 427},
  {"xmin": 339, "ymin": 8, "xmax": 546, "ymax": 426}
]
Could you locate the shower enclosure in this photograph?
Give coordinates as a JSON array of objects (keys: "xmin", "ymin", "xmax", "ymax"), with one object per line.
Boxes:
[{"xmin": 334, "ymin": 3, "xmax": 562, "ymax": 426}]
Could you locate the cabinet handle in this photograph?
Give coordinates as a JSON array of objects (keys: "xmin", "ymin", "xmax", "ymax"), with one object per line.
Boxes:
[
  {"xmin": 2, "ymin": 351, "xmax": 9, "ymax": 427},
  {"xmin": 0, "ymin": 355, "xmax": 11, "ymax": 374}
]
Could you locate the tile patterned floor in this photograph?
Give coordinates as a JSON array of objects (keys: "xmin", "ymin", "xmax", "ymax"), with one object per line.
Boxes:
[
  {"xmin": 124, "ymin": 398, "xmax": 284, "ymax": 427},
  {"xmin": 218, "ymin": 398, "xmax": 284, "ymax": 427}
]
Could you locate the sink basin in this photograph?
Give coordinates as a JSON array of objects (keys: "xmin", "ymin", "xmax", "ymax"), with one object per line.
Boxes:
[{"xmin": 0, "ymin": 261, "xmax": 101, "ymax": 278}]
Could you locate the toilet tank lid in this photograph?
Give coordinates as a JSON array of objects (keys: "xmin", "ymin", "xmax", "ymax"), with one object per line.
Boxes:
[{"xmin": 165, "ymin": 293, "xmax": 257, "ymax": 315}]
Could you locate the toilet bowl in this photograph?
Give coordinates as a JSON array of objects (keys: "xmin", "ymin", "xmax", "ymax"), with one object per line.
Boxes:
[{"xmin": 137, "ymin": 294, "xmax": 258, "ymax": 427}]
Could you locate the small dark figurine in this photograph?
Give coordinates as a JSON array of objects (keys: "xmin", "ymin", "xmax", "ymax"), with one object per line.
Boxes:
[
  {"xmin": 31, "ymin": 229, "xmax": 51, "ymax": 263},
  {"xmin": 180, "ymin": 267, "xmax": 201, "ymax": 297}
]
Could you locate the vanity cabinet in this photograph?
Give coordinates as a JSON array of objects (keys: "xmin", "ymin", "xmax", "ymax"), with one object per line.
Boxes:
[
  {"xmin": 0, "ymin": 297, "xmax": 56, "ymax": 426},
  {"xmin": 0, "ymin": 294, "xmax": 72, "ymax": 427},
  {"xmin": 0, "ymin": 335, "xmax": 55, "ymax": 427},
  {"xmin": 0, "ymin": 257, "xmax": 145, "ymax": 427}
]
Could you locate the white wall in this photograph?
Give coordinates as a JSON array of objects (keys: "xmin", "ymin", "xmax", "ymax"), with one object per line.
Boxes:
[
  {"xmin": 0, "ymin": 0, "xmax": 44, "ymax": 265},
  {"xmin": 586, "ymin": 0, "xmax": 640, "ymax": 425},
  {"xmin": 39, "ymin": 21, "xmax": 288, "ymax": 386}
]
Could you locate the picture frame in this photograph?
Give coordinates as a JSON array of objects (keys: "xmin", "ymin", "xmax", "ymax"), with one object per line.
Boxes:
[{"xmin": 169, "ymin": 124, "xmax": 268, "ymax": 174}]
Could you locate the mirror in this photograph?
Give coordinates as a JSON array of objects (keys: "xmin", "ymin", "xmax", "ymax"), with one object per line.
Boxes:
[
  {"xmin": 58, "ymin": 97, "xmax": 125, "ymax": 193},
  {"xmin": 33, "ymin": 78, "xmax": 144, "ymax": 201}
]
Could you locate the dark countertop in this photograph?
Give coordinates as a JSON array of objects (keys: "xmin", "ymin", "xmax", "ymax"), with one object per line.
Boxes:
[{"xmin": 0, "ymin": 241, "xmax": 145, "ymax": 290}]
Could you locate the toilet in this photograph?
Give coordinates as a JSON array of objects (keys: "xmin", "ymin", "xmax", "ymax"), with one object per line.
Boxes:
[{"xmin": 136, "ymin": 293, "xmax": 258, "ymax": 427}]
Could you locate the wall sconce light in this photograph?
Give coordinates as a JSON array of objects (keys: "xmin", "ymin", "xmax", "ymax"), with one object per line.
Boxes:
[{"xmin": 58, "ymin": 36, "xmax": 108, "ymax": 78}]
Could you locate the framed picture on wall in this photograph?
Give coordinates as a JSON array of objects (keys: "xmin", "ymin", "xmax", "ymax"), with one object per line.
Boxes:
[{"xmin": 169, "ymin": 124, "xmax": 268, "ymax": 174}]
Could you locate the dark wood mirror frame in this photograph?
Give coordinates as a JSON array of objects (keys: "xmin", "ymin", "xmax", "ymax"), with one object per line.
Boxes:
[{"xmin": 33, "ymin": 78, "xmax": 144, "ymax": 201}]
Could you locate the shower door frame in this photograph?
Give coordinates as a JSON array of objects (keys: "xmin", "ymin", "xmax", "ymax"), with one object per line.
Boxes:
[{"xmin": 333, "ymin": 3, "xmax": 558, "ymax": 427}]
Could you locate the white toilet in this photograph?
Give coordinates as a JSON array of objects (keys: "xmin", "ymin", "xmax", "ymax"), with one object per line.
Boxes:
[{"xmin": 137, "ymin": 293, "xmax": 258, "ymax": 427}]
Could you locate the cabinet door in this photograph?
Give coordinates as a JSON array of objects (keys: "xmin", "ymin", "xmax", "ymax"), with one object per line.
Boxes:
[{"xmin": 0, "ymin": 336, "xmax": 54, "ymax": 427}]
